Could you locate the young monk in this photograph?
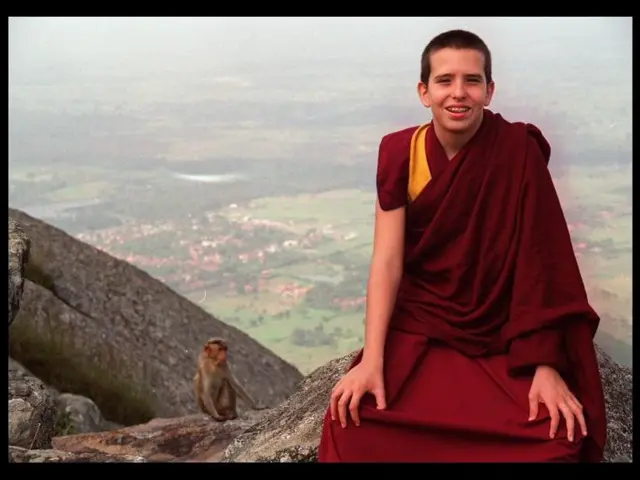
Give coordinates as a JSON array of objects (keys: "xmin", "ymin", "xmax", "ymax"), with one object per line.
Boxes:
[{"xmin": 317, "ymin": 29, "xmax": 607, "ymax": 463}]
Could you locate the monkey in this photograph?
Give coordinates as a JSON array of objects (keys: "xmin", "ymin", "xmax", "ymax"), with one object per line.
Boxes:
[{"xmin": 193, "ymin": 337, "xmax": 267, "ymax": 421}]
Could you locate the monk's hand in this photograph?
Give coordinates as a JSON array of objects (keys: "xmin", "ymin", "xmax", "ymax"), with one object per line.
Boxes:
[
  {"xmin": 528, "ymin": 365, "xmax": 587, "ymax": 442},
  {"xmin": 329, "ymin": 359, "xmax": 386, "ymax": 428}
]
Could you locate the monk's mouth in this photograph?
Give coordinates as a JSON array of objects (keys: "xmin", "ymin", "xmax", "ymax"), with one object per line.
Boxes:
[{"xmin": 445, "ymin": 107, "xmax": 471, "ymax": 113}]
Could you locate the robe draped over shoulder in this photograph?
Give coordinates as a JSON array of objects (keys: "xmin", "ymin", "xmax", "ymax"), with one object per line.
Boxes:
[
  {"xmin": 376, "ymin": 118, "xmax": 570, "ymax": 375},
  {"xmin": 375, "ymin": 126, "xmax": 415, "ymax": 212}
]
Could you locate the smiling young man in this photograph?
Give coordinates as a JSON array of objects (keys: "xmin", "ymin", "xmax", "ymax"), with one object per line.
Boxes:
[{"xmin": 317, "ymin": 29, "xmax": 607, "ymax": 463}]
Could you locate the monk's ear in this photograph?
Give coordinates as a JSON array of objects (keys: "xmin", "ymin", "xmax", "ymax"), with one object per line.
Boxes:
[
  {"xmin": 417, "ymin": 81, "xmax": 431, "ymax": 108},
  {"xmin": 484, "ymin": 80, "xmax": 496, "ymax": 106}
]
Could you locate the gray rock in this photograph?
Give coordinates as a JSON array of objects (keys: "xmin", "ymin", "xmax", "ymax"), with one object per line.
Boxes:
[
  {"xmin": 51, "ymin": 412, "xmax": 267, "ymax": 462},
  {"xmin": 9, "ymin": 217, "xmax": 30, "ymax": 327},
  {"xmin": 55, "ymin": 393, "xmax": 120, "ymax": 435},
  {"xmin": 596, "ymin": 347, "xmax": 633, "ymax": 462},
  {"xmin": 8, "ymin": 218, "xmax": 58, "ymax": 450},
  {"xmin": 221, "ymin": 352, "xmax": 356, "ymax": 462},
  {"xmin": 9, "ymin": 358, "xmax": 57, "ymax": 449},
  {"xmin": 9, "ymin": 445, "xmax": 146, "ymax": 463}
]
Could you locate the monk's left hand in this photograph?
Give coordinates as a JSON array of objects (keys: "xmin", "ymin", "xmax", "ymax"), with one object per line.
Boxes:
[{"xmin": 528, "ymin": 365, "xmax": 587, "ymax": 442}]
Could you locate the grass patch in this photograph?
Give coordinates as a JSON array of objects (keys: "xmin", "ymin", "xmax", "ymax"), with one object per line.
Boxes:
[
  {"xmin": 10, "ymin": 259, "xmax": 157, "ymax": 427},
  {"xmin": 276, "ymin": 260, "xmax": 344, "ymax": 279},
  {"xmin": 23, "ymin": 261, "xmax": 56, "ymax": 292},
  {"xmin": 222, "ymin": 189, "xmax": 375, "ymax": 229},
  {"xmin": 54, "ymin": 411, "xmax": 77, "ymax": 437},
  {"xmin": 9, "ymin": 318, "xmax": 156, "ymax": 426},
  {"xmin": 199, "ymin": 295, "xmax": 365, "ymax": 374},
  {"xmin": 47, "ymin": 181, "xmax": 111, "ymax": 202}
]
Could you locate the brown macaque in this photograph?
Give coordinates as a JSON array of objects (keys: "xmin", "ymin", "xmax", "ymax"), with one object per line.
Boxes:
[{"xmin": 193, "ymin": 337, "xmax": 267, "ymax": 421}]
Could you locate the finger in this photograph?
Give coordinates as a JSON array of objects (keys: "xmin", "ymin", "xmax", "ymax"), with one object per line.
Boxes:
[
  {"xmin": 558, "ymin": 402, "xmax": 575, "ymax": 442},
  {"xmin": 567, "ymin": 395, "xmax": 587, "ymax": 436},
  {"xmin": 330, "ymin": 379, "xmax": 343, "ymax": 397},
  {"xmin": 547, "ymin": 402, "xmax": 560, "ymax": 439},
  {"xmin": 338, "ymin": 390, "xmax": 353, "ymax": 428},
  {"xmin": 528, "ymin": 395, "xmax": 539, "ymax": 421},
  {"xmin": 349, "ymin": 390, "xmax": 364, "ymax": 426},
  {"xmin": 373, "ymin": 385, "xmax": 387, "ymax": 410},
  {"xmin": 330, "ymin": 387, "xmax": 343, "ymax": 421},
  {"xmin": 567, "ymin": 393, "xmax": 582, "ymax": 411}
]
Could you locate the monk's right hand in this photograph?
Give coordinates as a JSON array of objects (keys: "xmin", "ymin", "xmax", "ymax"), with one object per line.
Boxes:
[{"xmin": 329, "ymin": 360, "xmax": 386, "ymax": 428}]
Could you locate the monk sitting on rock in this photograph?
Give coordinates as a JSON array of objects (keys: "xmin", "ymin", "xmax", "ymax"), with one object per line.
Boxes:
[{"xmin": 318, "ymin": 29, "xmax": 607, "ymax": 463}]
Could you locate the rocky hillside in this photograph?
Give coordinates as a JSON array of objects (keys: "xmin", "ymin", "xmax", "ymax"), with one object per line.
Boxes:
[
  {"xmin": 9, "ymin": 208, "xmax": 303, "ymax": 422},
  {"xmin": 8, "ymin": 213, "xmax": 632, "ymax": 463}
]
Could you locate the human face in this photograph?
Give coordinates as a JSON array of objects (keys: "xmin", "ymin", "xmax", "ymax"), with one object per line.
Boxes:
[{"xmin": 417, "ymin": 48, "xmax": 495, "ymax": 135}]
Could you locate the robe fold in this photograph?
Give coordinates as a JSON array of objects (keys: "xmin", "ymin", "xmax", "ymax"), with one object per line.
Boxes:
[{"xmin": 317, "ymin": 109, "xmax": 607, "ymax": 463}]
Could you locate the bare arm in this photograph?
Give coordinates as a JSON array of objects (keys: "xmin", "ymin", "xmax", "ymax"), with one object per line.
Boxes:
[{"xmin": 361, "ymin": 200, "xmax": 406, "ymax": 366}]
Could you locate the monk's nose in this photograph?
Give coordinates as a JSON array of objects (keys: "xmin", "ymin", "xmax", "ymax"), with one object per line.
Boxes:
[{"xmin": 451, "ymin": 81, "xmax": 467, "ymax": 99}]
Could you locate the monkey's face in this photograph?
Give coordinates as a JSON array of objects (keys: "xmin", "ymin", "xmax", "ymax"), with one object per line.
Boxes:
[
  {"xmin": 205, "ymin": 341, "xmax": 228, "ymax": 364},
  {"xmin": 215, "ymin": 346, "xmax": 227, "ymax": 363}
]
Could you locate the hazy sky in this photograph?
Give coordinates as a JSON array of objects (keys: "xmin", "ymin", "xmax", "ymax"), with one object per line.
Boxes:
[
  {"xmin": 8, "ymin": 17, "xmax": 632, "ymax": 169},
  {"xmin": 10, "ymin": 17, "xmax": 632, "ymax": 77}
]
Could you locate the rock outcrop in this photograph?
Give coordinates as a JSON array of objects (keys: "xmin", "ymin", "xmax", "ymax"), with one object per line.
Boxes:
[
  {"xmin": 51, "ymin": 412, "xmax": 268, "ymax": 462},
  {"xmin": 8, "ymin": 358, "xmax": 57, "ymax": 450},
  {"xmin": 9, "ymin": 208, "xmax": 304, "ymax": 419},
  {"xmin": 221, "ymin": 352, "xmax": 356, "ymax": 462},
  {"xmin": 595, "ymin": 346, "xmax": 633, "ymax": 462},
  {"xmin": 9, "ymin": 217, "xmax": 30, "ymax": 327},
  {"xmin": 8, "ymin": 446, "xmax": 146, "ymax": 463},
  {"xmin": 55, "ymin": 393, "xmax": 122, "ymax": 434},
  {"xmin": 221, "ymin": 348, "xmax": 632, "ymax": 463},
  {"xmin": 7, "ymin": 213, "xmax": 297, "ymax": 462}
]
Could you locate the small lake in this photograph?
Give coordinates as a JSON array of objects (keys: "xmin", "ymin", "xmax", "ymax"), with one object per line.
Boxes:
[{"xmin": 170, "ymin": 172, "xmax": 247, "ymax": 184}]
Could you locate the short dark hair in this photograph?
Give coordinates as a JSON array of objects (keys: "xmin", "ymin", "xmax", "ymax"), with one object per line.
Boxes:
[{"xmin": 420, "ymin": 29, "xmax": 493, "ymax": 85}]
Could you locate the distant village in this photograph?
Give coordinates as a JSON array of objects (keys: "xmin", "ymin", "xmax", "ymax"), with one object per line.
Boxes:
[{"xmin": 75, "ymin": 205, "xmax": 366, "ymax": 308}]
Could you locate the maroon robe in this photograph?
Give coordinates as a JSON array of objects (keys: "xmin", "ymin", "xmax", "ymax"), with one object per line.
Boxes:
[{"xmin": 317, "ymin": 109, "xmax": 607, "ymax": 463}]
